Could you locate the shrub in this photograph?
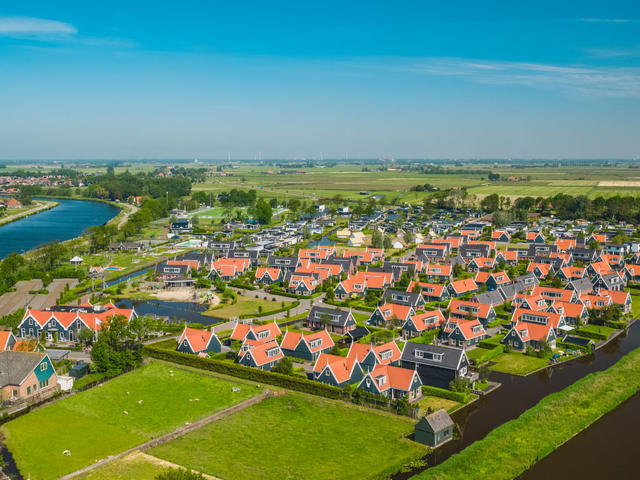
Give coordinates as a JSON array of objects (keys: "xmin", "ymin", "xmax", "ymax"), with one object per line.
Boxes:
[
  {"xmin": 471, "ymin": 345, "xmax": 504, "ymax": 365},
  {"xmin": 422, "ymin": 385, "xmax": 467, "ymax": 403}
]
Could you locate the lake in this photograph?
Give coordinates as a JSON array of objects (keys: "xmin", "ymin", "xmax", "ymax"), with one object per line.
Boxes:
[{"xmin": 0, "ymin": 198, "xmax": 120, "ymax": 260}]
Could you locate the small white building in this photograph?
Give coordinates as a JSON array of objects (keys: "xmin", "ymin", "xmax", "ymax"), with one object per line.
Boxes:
[{"xmin": 70, "ymin": 256, "xmax": 83, "ymax": 266}]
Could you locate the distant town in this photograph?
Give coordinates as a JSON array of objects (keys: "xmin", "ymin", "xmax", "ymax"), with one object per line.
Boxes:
[{"xmin": 0, "ymin": 159, "xmax": 638, "ymax": 480}]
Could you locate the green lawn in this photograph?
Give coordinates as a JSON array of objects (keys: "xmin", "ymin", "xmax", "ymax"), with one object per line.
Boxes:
[
  {"xmin": 149, "ymin": 393, "xmax": 425, "ymax": 480},
  {"xmin": 1, "ymin": 362, "xmax": 261, "ymax": 480},
  {"xmin": 577, "ymin": 324, "xmax": 617, "ymax": 337},
  {"xmin": 77, "ymin": 452, "xmax": 167, "ymax": 480},
  {"xmin": 465, "ymin": 348, "xmax": 490, "ymax": 361},
  {"xmin": 490, "ymin": 352, "xmax": 549, "ymax": 376},
  {"xmin": 417, "ymin": 396, "xmax": 462, "ymax": 414},
  {"xmin": 206, "ymin": 294, "xmax": 293, "ymax": 319}
]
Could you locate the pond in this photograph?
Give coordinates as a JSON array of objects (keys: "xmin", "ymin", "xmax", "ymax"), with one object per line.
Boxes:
[{"xmin": 116, "ymin": 298, "xmax": 223, "ymax": 326}]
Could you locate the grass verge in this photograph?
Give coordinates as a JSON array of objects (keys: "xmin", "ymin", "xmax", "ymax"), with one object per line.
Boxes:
[{"xmin": 411, "ymin": 346, "xmax": 640, "ymax": 480}]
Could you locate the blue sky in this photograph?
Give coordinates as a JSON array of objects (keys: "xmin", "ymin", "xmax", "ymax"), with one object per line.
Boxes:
[{"xmin": 1, "ymin": 1, "xmax": 639, "ymax": 159}]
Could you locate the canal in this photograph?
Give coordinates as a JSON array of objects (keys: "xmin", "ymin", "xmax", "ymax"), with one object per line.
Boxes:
[
  {"xmin": 394, "ymin": 321, "xmax": 640, "ymax": 479},
  {"xmin": 0, "ymin": 198, "xmax": 120, "ymax": 260}
]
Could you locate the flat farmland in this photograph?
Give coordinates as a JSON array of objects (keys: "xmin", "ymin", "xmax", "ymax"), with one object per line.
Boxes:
[
  {"xmin": 1, "ymin": 362, "xmax": 261, "ymax": 480},
  {"xmin": 148, "ymin": 392, "xmax": 425, "ymax": 480},
  {"xmin": 192, "ymin": 163, "xmax": 640, "ymax": 202}
]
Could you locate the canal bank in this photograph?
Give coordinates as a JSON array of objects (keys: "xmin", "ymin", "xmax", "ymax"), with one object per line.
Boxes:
[
  {"xmin": 0, "ymin": 200, "xmax": 58, "ymax": 227},
  {"xmin": 393, "ymin": 320, "xmax": 640, "ymax": 480}
]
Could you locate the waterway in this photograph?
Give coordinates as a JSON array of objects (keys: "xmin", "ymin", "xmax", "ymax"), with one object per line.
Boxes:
[
  {"xmin": 394, "ymin": 321, "xmax": 640, "ymax": 479},
  {"xmin": 116, "ymin": 298, "xmax": 223, "ymax": 325},
  {"xmin": 0, "ymin": 198, "xmax": 120, "ymax": 260}
]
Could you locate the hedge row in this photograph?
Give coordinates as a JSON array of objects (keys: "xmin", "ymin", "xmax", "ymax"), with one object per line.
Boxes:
[
  {"xmin": 268, "ymin": 288, "xmax": 320, "ymax": 299},
  {"xmin": 238, "ymin": 300, "xmax": 301, "ymax": 319},
  {"xmin": 478, "ymin": 335, "xmax": 505, "ymax": 349},
  {"xmin": 143, "ymin": 343, "xmax": 345, "ymax": 400},
  {"xmin": 422, "ymin": 385, "xmax": 468, "ymax": 403},
  {"xmin": 575, "ymin": 329, "xmax": 609, "ymax": 341},
  {"xmin": 556, "ymin": 340, "xmax": 590, "ymax": 353},
  {"xmin": 471, "ymin": 345, "xmax": 504, "ymax": 365},
  {"xmin": 606, "ymin": 320, "xmax": 627, "ymax": 330},
  {"xmin": 229, "ymin": 281, "xmax": 257, "ymax": 291}
]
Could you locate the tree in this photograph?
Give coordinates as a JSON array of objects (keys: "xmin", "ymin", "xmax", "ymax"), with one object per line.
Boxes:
[
  {"xmin": 587, "ymin": 239, "xmax": 601, "ymax": 250},
  {"xmin": 371, "ymin": 229, "xmax": 383, "ymax": 248},
  {"xmin": 383, "ymin": 235, "xmax": 393, "ymax": 250},
  {"xmin": 272, "ymin": 356, "xmax": 293, "ymax": 375},
  {"xmin": 90, "ymin": 314, "xmax": 142, "ymax": 376},
  {"xmin": 481, "ymin": 194, "xmax": 500, "ymax": 212},
  {"xmin": 77, "ymin": 327, "xmax": 95, "ymax": 347},
  {"xmin": 488, "ymin": 172, "xmax": 500, "ymax": 181},
  {"xmin": 550, "ymin": 276, "xmax": 563, "ymax": 288},
  {"xmin": 449, "ymin": 376, "xmax": 472, "ymax": 394},
  {"xmin": 453, "ymin": 262, "xmax": 463, "ymax": 278},
  {"xmin": 254, "ymin": 199, "xmax": 273, "ymax": 224}
]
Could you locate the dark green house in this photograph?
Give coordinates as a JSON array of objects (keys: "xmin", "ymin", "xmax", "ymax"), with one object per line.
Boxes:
[{"xmin": 414, "ymin": 409, "xmax": 455, "ymax": 447}]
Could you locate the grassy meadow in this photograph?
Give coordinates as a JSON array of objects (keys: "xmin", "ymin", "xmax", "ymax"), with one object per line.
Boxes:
[
  {"xmin": 1, "ymin": 362, "xmax": 260, "ymax": 480},
  {"xmin": 148, "ymin": 392, "xmax": 425, "ymax": 480}
]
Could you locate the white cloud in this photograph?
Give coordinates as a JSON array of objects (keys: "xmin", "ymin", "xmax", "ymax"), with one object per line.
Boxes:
[
  {"xmin": 0, "ymin": 16, "xmax": 77, "ymax": 37},
  {"xmin": 579, "ymin": 18, "xmax": 631, "ymax": 24},
  {"xmin": 377, "ymin": 58, "xmax": 640, "ymax": 99}
]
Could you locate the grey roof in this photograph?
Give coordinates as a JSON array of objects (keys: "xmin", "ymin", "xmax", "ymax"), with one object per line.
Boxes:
[
  {"xmin": 0, "ymin": 351, "xmax": 47, "ymax": 387},
  {"xmin": 401, "ymin": 343, "xmax": 465, "ymax": 371},
  {"xmin": 566, "ymin": 277, "xmax": 593, "ymax": 294},
  {"xmin": 420, "ymin": 409, "xmax": 454, "ymax": 432},
  {"xmin": 498, "ymin": 280, "xmax": 530, "ymax": 300},
  {"xmin": 347, "ymin": 326, "xmax": 370, "ymax": 340},
  {"xmin": 460, "ymin": 244, "xmax": 490, "ymax": 258},
  {"xmin": 473, "ymin": 290, "xmax": 504, "ymax": 305},
  {"xmin": 383, "ymin": 289, "xmax": 424, "ymax": 307},
  {"xmin": 308, "ymin": 306, "xmax": 353, "ymax": 328}
]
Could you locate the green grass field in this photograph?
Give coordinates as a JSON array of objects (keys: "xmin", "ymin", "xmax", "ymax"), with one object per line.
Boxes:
[
  {"xmin": 490, "ymin": 352, "xmax": 550, "ymax": 376},
  {"xmin": 148, "ymin": 392, "xmax": 425, "ymax": 480},
  {"xmin": 77, "ymin": 452, "xmax": 167, "ymax": 480},
  {"xmin": 206, "ymin": 294, "xmax": 293, "ymax": 319},
  {"xmin": 1, "ymin": 362, "xmax": 261, "ymax": 480}
]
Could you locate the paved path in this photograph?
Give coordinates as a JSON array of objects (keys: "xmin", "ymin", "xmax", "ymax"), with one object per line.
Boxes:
[
  {"xmin": 117, "ymin": 204, "xmax": 138, "ymax": 229},
  {"xmin": 58, "ymin": 389, "xmax": 272, "ymax": 480}
]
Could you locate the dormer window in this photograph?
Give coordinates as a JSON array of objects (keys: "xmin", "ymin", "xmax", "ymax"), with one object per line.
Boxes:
[
  {"xmin": 380, "ymin": 350, "xmax": 393, "ymax": 361},
  {"xmin": 377, "ymin": 375, "xmax": 386, "ymax": 386}
]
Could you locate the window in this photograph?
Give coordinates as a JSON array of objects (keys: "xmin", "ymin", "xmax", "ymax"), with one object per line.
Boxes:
[
  {"xmin": 40, "ymin": 362, "xmax": 47, "ymax": 371},
  {"xmin": 27, "ymin": 386, "xmax": 31, "ymax": 395},
  {"xmin": 380, "ymin": 350, "xmax": 393, "ymax": 361}
]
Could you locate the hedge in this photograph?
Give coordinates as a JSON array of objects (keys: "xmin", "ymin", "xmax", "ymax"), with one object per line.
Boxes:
[
  {"xmin": 478, "ymin": 335, "xmax": 505, "ymax": 349},
  {"xmin": 556, "ymin": 340, "xmax": 590, "ymax": 354},
  {"xmin": 606, "ymin": 320, "xmax": 627, "ymax": 330},
  {"xmin": 422, "ymin": 385, "xmax": 468, "ymax": 403},
  {"xmin": 228, "ymin": 281, "xmax": 257, "ymax": 291},
  {"xmin": 575, "ymin": 329, "xmax": 609, "ymax": 341},
  {"xmin": 143, "ymin": 341, "xmax": 417, "ymax": 417},
  {"xmin": 238, "ymin": 300, "xmax": 300, "ymax": 319},
  {"xmin": 268, "ymin": 288, "xmax": 321, "ymax": 299},
  {"xmin": 144, "ymin": 343, "xmax": 345, "ymax": 400},
  {"xmin": 471, "ymin": 345, "xmax": 504, "ymax": 365}
]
